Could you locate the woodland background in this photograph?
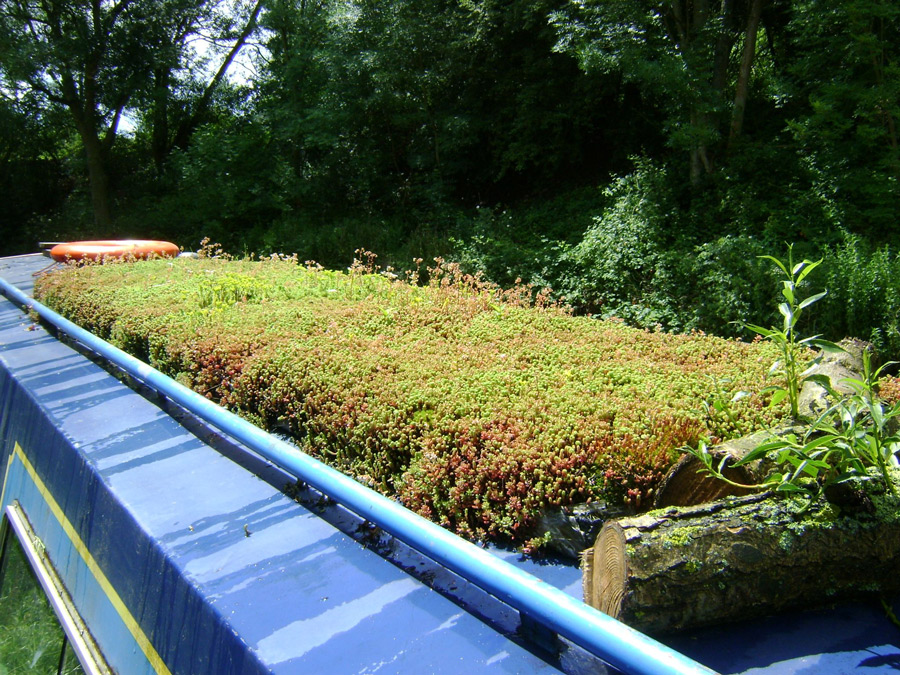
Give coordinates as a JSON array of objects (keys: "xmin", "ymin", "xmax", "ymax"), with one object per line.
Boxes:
[{"xmin": 2, "ymin": 0, "xmax": 899, "ymax": 354}]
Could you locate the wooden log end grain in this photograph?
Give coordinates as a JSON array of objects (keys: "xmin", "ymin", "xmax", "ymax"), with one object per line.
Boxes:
[{"xmin": 594, "ymin": 521, "xmax": 627, "ymax": 620}]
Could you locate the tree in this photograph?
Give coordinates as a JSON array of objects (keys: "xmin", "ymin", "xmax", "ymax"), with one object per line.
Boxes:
[
  {"xmin": 143, "ymin": 0, "xmax": 264, "ymax": 170},
  {"xmin": 551, "ymin": 0, "xmax": 777, "ymax": 183},
  {"xmin": 0, "ymin": 0, "xmax": 263, "ymax": 228},
  {"xmin": 786, "ymin": 0, "xmax": 900, "ymax": 237},
  {"xmin": 0, "ymin": 87, "xmax": 73, "ymax": 253}
]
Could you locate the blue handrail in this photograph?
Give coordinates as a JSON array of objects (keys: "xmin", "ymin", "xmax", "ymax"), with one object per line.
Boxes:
[{"xmin": 0, "ymin": 275, "xmax": 717, "ymax": 675}]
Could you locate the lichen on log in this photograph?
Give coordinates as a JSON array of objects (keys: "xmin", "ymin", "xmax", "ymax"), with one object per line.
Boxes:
[{"xmin": 584, "ymin": 471, "xmax": 900, "ymax": 635}]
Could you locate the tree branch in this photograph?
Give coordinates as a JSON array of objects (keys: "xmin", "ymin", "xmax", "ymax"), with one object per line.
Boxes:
[{"xmin": 172, "ymin": 0, "xmax": 264, "ymax": 150}]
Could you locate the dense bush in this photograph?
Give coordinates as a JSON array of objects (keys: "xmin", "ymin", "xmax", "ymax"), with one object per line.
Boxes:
[
  {"xmin": 453, "ymin": 161, "xmax": 900, "ymax": 362},
  {"xmin": 816, "ymin": 234, "xmax": 900, "ymax": 360},
  {"xmin": 34, "ymin": 254, "xmax": 789, "ymax": 547}
]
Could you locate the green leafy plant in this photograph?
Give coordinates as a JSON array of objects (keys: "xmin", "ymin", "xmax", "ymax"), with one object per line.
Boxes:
[
  {"xmin": 687, "ymin": 246, "xmax": 900, "ymax": 502},
  {"xmin": 741, "ymin": 245, "xmax": 841, "ymax": 420},
  {"xmin": 802, "ymin": 352, "xmax": 900, "ymax": 496},
  {"xmin": 717, "ymin": 351, "xmax": 900, "ymax": 501}
]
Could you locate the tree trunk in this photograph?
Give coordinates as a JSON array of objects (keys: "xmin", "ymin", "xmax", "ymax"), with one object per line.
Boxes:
[
  {"xmin": 728, "ymin": 0, "xmax": 764, "ymax": 146},
  {"xmin": 711, "ymin": 0, "xmax": 736, "ymax": 94},
  {"xmin": 151, "ymin": 67, "xmax": 171, "ymax": 173},
  {"xmin": 78, "ymin": 124, "xmax": 113, "ymax": 230},
  {"xmin": 583, "ymin": 486, "xmax": 900, "ymax": 635}
]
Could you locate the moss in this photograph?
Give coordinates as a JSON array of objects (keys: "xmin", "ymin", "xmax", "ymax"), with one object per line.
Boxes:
[
  {"xmin": 662, "ymin": 525, "xmax": 703, "ymax": 548},
  {"xmin": 778, "ymin": 530, "xmax": 795, "ymax": 551}
]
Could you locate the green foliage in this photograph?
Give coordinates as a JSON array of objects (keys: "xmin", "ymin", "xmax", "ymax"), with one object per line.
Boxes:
[
  {"xmin": 3, "ymin": 0, "xmax": 898, "ymax": 374},
  {"xmin": 690, "ymin": 236, "xmax": 776, "ymax": 336},
  {"xmin": 121, "ymin": 121, "xmax": 293, "ymax": 251},
  {"xmin": 451, "ymin": 187, "xmax": 604, "ymax": 290},
  {"xmin": 687, "ymin": 246, "xmax": 900, "ymax": 504},
  {"xmin": 818, "ymin": 234, "xmax": 900, "ymax": 359},
  {"xmin": 555, "ymin": 160, "xmax": 688, "ymax": 331},
  {"xmin": 741, "ymin": 245, "xmax": 838, "ymax": 419},
  {"xmin": 0, "ymin": 536, "xmax": 85, "ymax": 674},
  {"xmin": 805, "ymin": 354, "xmax": 900, "ymax": 497},
  {"xmin": 699, "ymin": 352, "xmax": 900, "ymax": 501},
  {"xmin": 34, "ymin": 255, "xmax": 787, "ymax": 544},
  {"xmin": 786, "ymin": 0, "xmax": 900, "ymax": 238}
]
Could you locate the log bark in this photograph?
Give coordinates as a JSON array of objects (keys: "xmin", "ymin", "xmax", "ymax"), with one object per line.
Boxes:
[
  {"xmin": 655, "ymin": 338, "xmax": 872, "ymax": 508},
  {"xmin": 583, "ymin": 483, "xmax": 900, "ymax": 635}
]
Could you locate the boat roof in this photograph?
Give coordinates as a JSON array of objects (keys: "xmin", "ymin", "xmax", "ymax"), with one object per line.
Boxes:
[{"xmin": 1, "ymin": 253, "xmax": 897, "ymax": 674}]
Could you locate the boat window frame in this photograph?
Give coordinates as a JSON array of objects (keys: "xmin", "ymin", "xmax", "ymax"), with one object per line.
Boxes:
[{"xmin": 0, "ymin": 502, "xmax": 111, "ymax": 675}]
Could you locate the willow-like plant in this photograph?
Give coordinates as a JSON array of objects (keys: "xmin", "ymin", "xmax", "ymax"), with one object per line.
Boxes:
[
  {"xmin": 714, "ymin": 351, "xmax": 900, "ymax": 500},
  {"xmin": 743, "ymin": 245, "xmax": 840, "ymax": 420},
  {"xmin": 687, "ymin": 246, "xmax": 900, "ymax": 502}
]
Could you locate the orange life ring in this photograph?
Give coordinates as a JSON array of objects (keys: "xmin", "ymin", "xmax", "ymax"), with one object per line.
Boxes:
[{"xmin": 49, "ymin": 240, "xmax": 180, "ymax": 262}]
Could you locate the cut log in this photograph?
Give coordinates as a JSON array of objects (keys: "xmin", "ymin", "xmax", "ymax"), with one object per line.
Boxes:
[
  {"xmin": 654, "ymin": 338, "xmax": 872, "ymax": 509},
  {"xmin": 583, "ymin": 480, "xmax": 900, "ymax": 635},
  {"xmin": 797, "ymin": 337, "xmax": 873, "ymax": 418},
  {"xmin": 653, "ymin": 425, "xmax": 801, "ymax": 508}
]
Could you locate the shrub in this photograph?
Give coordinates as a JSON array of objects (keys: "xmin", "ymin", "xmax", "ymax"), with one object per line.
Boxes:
[
  {"xmin": 818, "ymin": 233, "xmax": 900, "ymax": 360},
  {"xmin": 557, "ymin": 160, "xmax": 681, "ymax": 328}
]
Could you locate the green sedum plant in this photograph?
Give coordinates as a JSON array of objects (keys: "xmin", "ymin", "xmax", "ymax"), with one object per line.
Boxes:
[{"xmin": 35, "ymin": 253, "xmax": 788, "ymax": 545}]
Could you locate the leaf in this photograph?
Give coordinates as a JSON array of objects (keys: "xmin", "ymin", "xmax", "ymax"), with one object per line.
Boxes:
[
  {"xmin": 743, "ymin": 322, "xmax": 774, "ymax": 338},
  {"xmin": 871, "ymin": 403, "xmax": 885, "ymax": 429},
  {"xmin": 829, "ymin": 471, "xmax": 863, "ymax": 485},
  {"xmin": 759, "ymin": 254, "xmax": 789, "ymax": 276},
  {"xmin": 798, "ymin": 291, "xmax": 827, "ymax": 310},
  {"xmin": 801, "ymin": 435, "xmax": 838, "ymax": 452},
  {"xmin": 803, "ymin": 373, "xmax": 833, "ymax": 388},
  {"xmin": 736, "ymin": 436, "xmax": 796, "ymax": 465},
  {"xmin": 731, "ymin": 390, "xmax": 751, "ymax": 403},
  {"xmin": 799, "ymin": 365, "xmax": 824, "ymax": 382},
  {"xmin": 871, "ymin": 360, "xmax": 899, "ymax": 380},
  {"xmin": 795, "ymin": 257, "xmax": 823, "ymax": 284},
  {"xmin": 769, "ymin": 389, "xmax": 788, "ymax": 407},
  {"xmin": 805, "ymin": 338, "xmax": 845, "ymax": 353},
  {"xmin": 775, "ymin": 482, "xmax": 807, "ymax": 494},
  {"xmin": 778, "ymin": 301, "xmax": 793, "ymax": 323},
  {"xmin": 797, "ymin": 333, "xmax": 824, "ymax": 346},
  {"xmin": 840, "ymin": 375, "xmax": 866, "ymax": 389},
  {"xmin": 735, "ymin": 445, "xmax": 777, "ymax": 465}
]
